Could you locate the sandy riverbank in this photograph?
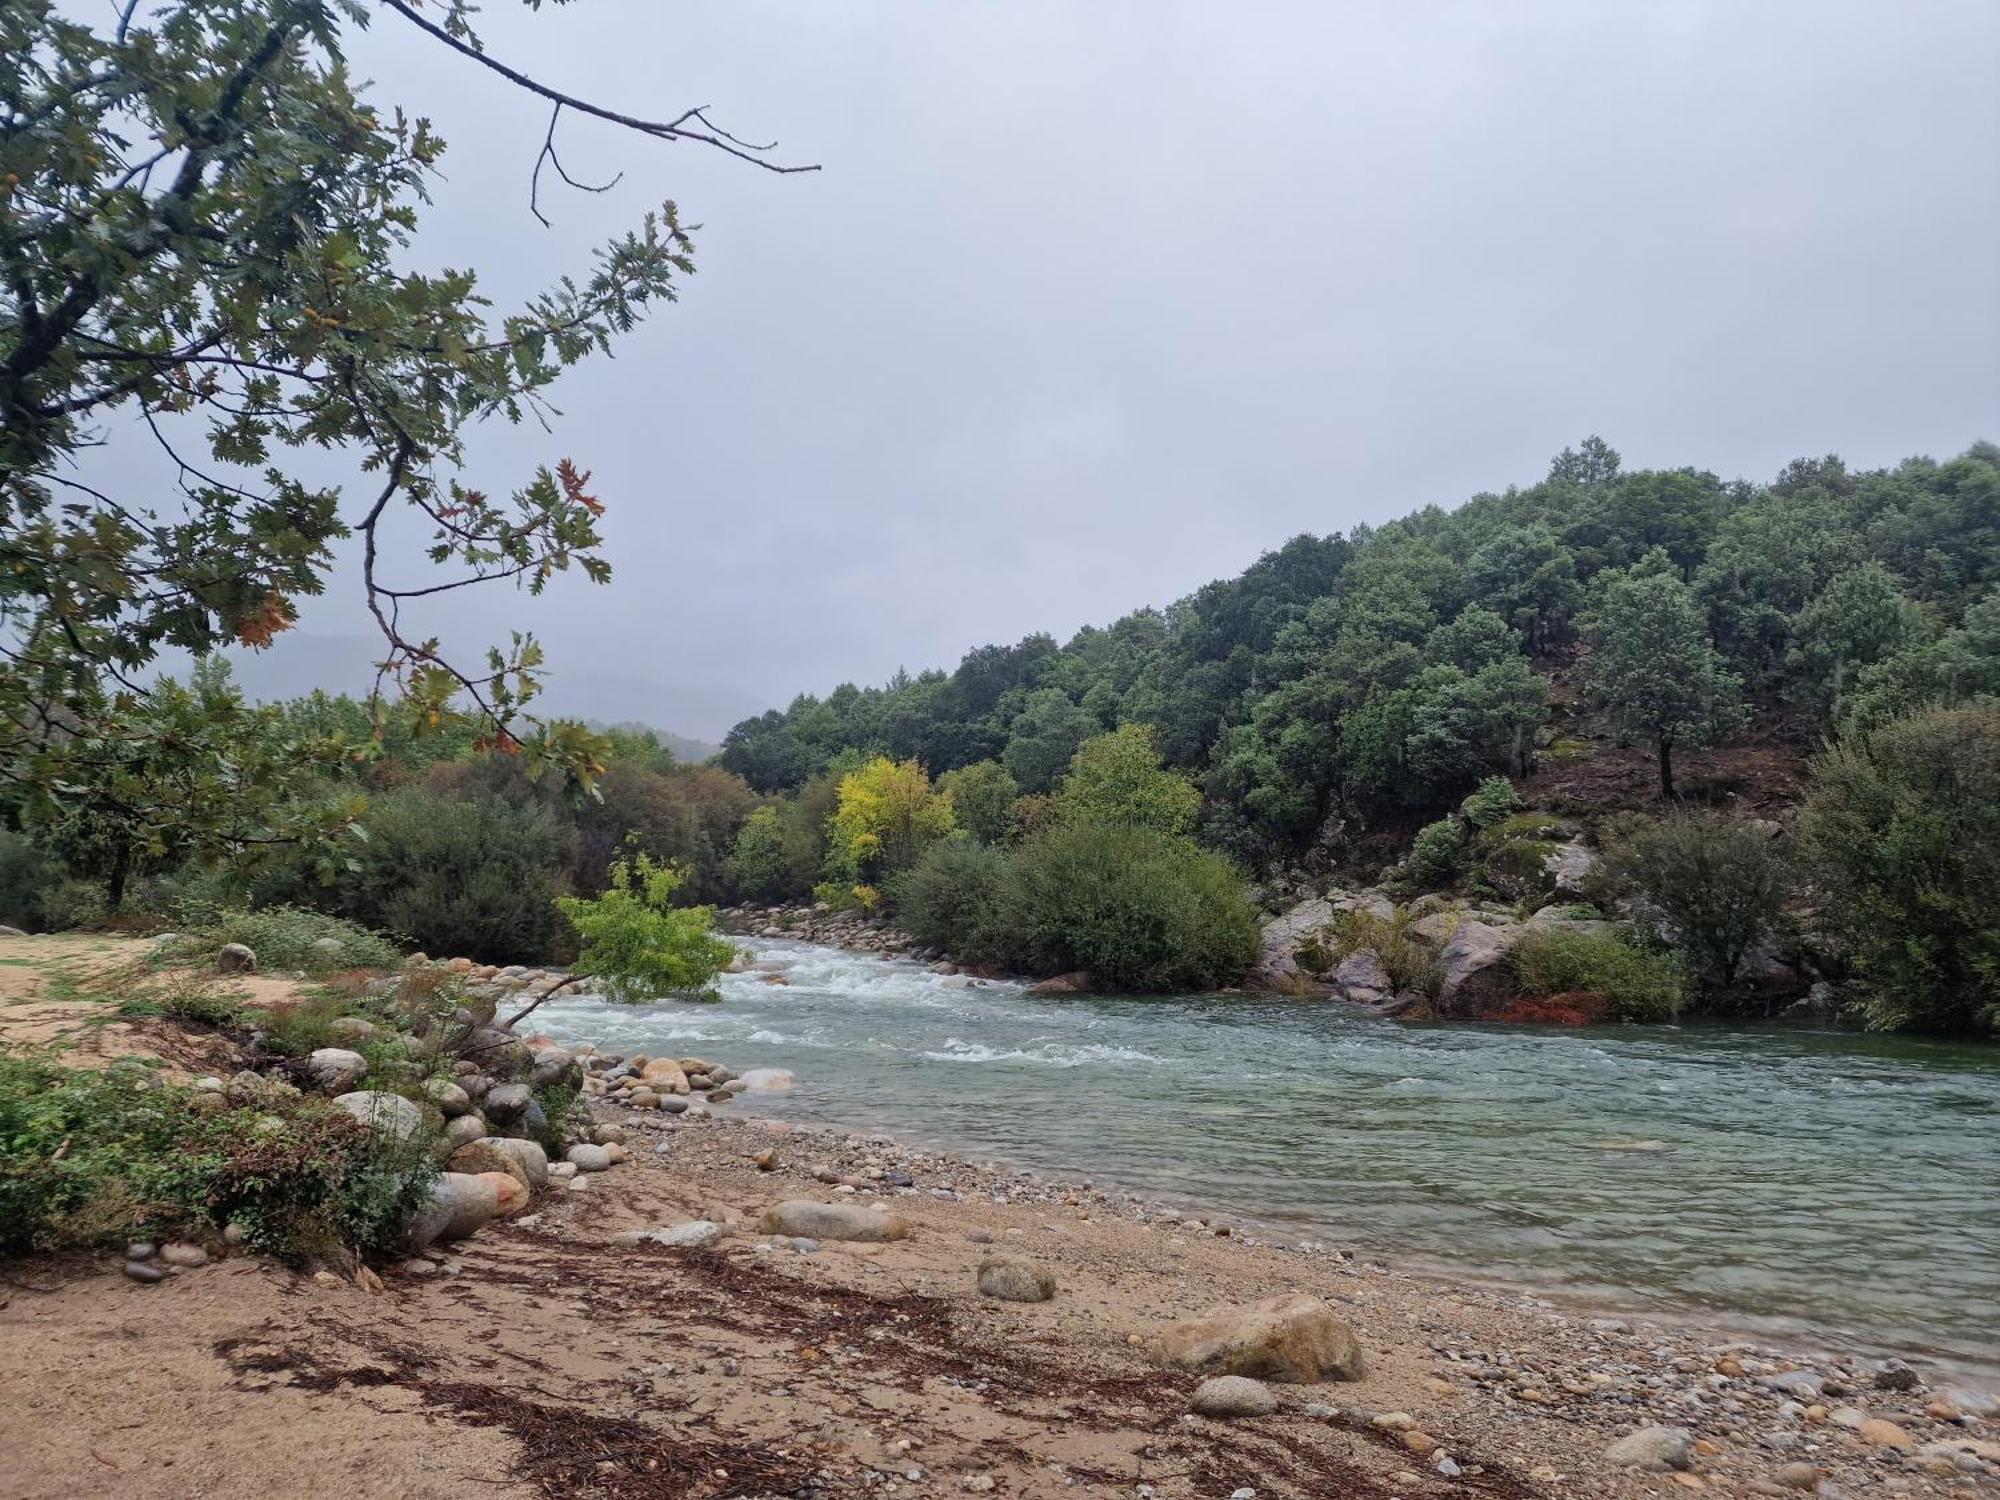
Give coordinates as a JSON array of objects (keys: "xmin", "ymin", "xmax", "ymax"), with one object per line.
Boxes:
[{"xmin": 4, "ymin": 1091, "xmax": 1994, "ymax": 1500}]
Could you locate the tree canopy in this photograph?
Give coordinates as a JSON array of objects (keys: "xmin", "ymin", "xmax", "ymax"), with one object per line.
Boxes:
[{"xmin": 2, "ymin": 0, "xmax": 810, "ymax": 868}]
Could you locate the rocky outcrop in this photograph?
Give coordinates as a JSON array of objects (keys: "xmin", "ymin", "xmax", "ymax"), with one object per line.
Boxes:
[
  {"xmin": 1434, "ymin": 918, "xmax": 1517, "ymax": 1012},
  {"xmin": 1544, "ymin": 842, "xmax": 1600, "ymax": 897},
  {"xmin": 1329, "ymin": 948, "xmax": 1392, "ymax": 1005},
  {"xmin": 1150, "ymin": 1292, "xmax": 1366, "ymax": 1383},
  {"xmin": 1247, "ymin": 898, "xmax": 1335, "ymax": 993}
]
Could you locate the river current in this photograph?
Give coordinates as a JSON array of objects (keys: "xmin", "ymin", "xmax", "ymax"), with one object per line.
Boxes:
[{"xmin": 534, "ymin": 938, "xmax": 2000, "ymax": 1374}]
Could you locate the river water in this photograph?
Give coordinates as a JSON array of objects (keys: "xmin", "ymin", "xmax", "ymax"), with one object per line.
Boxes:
[{"xmin": 534, "ymin": 938, "xmax": 2000, "ymax": 1374}]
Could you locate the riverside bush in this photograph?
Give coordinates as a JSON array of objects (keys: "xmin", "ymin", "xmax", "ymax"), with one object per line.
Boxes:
[
  {"xmin": 1402, "ymin": 817, "xmax": 1468, "ymax": 890},
  {"xmin": 262, "ymin": 787, "xmax": 575, "ymax": 964},
  {"xmin": 887, "ymin": 837, "xmax": 1020, "ymax": 968},
  {"xmin": 1005, "ymin": 820, "xmax": 1259, "ymax": 992},
  {"xmin": 1460, "ymin": 776, "xmax": 1523, "ymax": 830},
  {"xmin": 0, "ymin": 1050, "xmax": 437, "ymax": 1258},
  {"xmin": 1607, "ymin": 813, "xmax": 1788, "ymax": 985},
  {"xmin": 1800, "ymin": 705, "xmax": 2000, "ymax": 1033},
  {"xmin": 1508, "ymin": 929, "xmax": 1685, "ymax": 1022}
]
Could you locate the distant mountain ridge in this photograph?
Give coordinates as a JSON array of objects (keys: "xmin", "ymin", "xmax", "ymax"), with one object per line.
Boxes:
[{"xmin": 204, "ymin": 632, "xmax": 750, "ymax": 751}]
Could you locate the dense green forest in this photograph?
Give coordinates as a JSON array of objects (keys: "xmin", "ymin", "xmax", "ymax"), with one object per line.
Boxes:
[{"xmin": 718, "ymin": 440, "xmax": 1998, "ymax": 867}]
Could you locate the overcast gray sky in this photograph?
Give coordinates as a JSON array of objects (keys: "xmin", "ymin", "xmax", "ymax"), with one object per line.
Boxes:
[{"xmin": 245, "ymin": 1, "xmax": 2000, "ymax": 739}]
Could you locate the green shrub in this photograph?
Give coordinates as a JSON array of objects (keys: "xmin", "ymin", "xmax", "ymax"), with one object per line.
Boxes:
[
  {"xmin": 526, "ymin": 1083, "xmax": 589, "ymax": 1158},
  {"xmin": 887, "ymin": 837, "xmax": 1020, "ymax": 967},
  {"xmin": 1005, "ymin": 820, "xmax": 1259, "ymax": 992},
  {"xmin": 192, "ymin": 1101, "xmax": 440, "ymax": 1261},
  {"xmin": 1460, "ymin": 776, "xmax": 1523, "ymax": 829},
  {"xmin": 1606, "ymin": 814, "xmax": 1788, "ymax": 986},
  {"xmin": 119, "ymin": 981, "xmax": 244, "ymax": 1029},
  {"xmin": 1508, "ymin": 929, "xmax": 1685, "ymax": 1022},
  {"xmin": 37, "ymin": 877, "xmax": 109, "ymax": 932},
  {"xmin": 1402, "ymin": 817, "xmax": 1468, "ymax": 890},
  {"xmin": 0, "ymin": 1049, "xmax": 438, "ymax": 1258},
  {"xmin": 164, "ymin": 906, "xmax": 400, "ymax": 974},
  {"xmin": 260, "ymin": 787, "xmax": 575, "ymax": 963},
  {"xmin": 1800, "ymin": 705, "xmax": 2000, "ymax": 1033}
]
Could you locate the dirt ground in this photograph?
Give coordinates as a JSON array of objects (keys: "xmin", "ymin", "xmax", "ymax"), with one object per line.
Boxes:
[
  {"xmin": 0, "ymin": 932, "xmax": 297, "ymax": 1071},
  {"xmin": 4, "ymin": 1108, "xmax": 1995, "ymax": 1500}
]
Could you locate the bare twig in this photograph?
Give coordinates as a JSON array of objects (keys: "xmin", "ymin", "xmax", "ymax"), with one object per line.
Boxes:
[{"xmin": 382, "ymin": 0, "xmax": 820, "ymax": 179}]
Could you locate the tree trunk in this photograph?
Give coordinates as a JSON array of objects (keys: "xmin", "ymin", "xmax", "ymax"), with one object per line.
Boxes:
[
  {"xmin": 1657, "ymin": 733, "xmax": 1675, "ymax": 800},
  {"xmin": 105, "ymin": 848, "xmax": 130, "ymax": 912}
]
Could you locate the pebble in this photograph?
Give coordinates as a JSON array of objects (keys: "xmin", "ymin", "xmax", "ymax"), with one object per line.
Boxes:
[
  {"xmin": 125, "ymin": 1242, "xmax": 156, "ymax": 1261},
  {"xmin": 122, "ymin": 1260, "xmax": 165, "ymax": 1284},
  {"xmin": 1773, "ymin": 1462, "xmax": 1820, "ymax": 1491},
  {"xmin": 159, "ymin": 1241, "xmax": 209, "ymax": 1268},
  {"xmin": 1856, "ymin": 1417, "xmax": 1915, "ymax": 1450},
  {"xmin": 1604, "ymin": 1425, "xmax": 1695, "ymax": 1471},
  {"xmin": 1190, "ymin": 1376, "xmax": 1278, "ymax": 1418}
]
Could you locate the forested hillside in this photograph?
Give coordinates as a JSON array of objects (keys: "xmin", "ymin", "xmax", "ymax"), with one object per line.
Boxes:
[
  {"xmin": 721, "ymin": 440, "xmax": 1999, "ymax": 869},
  {"xmin": 4, "ymin": 440, "xmax": 1994, "ymax": 1029}
]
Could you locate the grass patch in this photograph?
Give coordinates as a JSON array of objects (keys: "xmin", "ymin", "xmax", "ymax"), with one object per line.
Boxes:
[
  {"xmin": 158, "ymin": 906, "xmax": 400, "ymax": 975},
  {"xmin": 1326, "ymin": 907, "xmax": 1444, "ymax": 999},
  {"xmin": 1508, "ymin": 928, "xmax": 1684, "ymax": 1022}
]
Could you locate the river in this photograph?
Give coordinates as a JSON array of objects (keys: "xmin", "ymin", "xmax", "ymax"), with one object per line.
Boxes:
[{"xmin": 533, "ymin": 937, "xmax": 2000, "ymax": 1375}]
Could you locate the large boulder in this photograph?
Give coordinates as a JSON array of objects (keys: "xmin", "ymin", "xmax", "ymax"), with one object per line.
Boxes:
[
  {"xmin": 441, "ymin": 1113, "xmax": 489, "ymax": 1150},
  {"xmin": 737, "ymin": 1067, "xmax": 796, "ymax": 1093},
  {"xmin": 1150, "ymin": 1292, "xmax": 1366, "ymax": 1383},
  {"xmin": 758, "ymin": 1200, "xmax": 909, "ymax": 1243},
  {"xmin": 331, "ymin": 1090, "xmax": 426, "ymax": 1143},
  {"xmin": 400, "ymin": 1172, "xmax": 501, "ymax": 1252},
  {"xmin": 477, "ymin": 1171, "xmax": 530, "ymax": 1217},
  {"xmin": 1434, "ymin": 918, "xmax": 1519, "ymax": 1013},
  {"xmin": 1026, "ymin": 971, "xmax": 1092, "ymax": 996},
  {"xmin": 530, "ymin": 1047, "xmax": 580, "ymax": 1090},
  {"xmin": 448, "ymin": 1141, "xmax": 531, "ymax": 1193},
  {"xmin": 424, "ymin": 1077, "xmax": 472, "ymax": 1117},
  {"xmin": 1330, "ymin": 948, "xmax": 1392, "ymax": 1005},
  {"xmin": 305, "ymin": 1048, "xmax": 367, "ymax": 1092},
  {"xmin": 482, "ymin": 1082, "xmax": 533, "ymax": 1124},
  {"xmin": 216, "ymin": 942, "xmax": 257, "ymax": 973},
  {"xmin": 1544, "ymin": 843, "xmax": 1599, "ymax": 897},
  {"xmin": 1603, "ymin": 1426, "xmax": 1694, "ymax": 1472},
  {"xmin": 1190, "ymin": 1375, "xmax": 1278, "ymax": 1418},
  {"xmin": 1246, "ymin": 898, "xmax": 1334, "ymax": 993},
  {"xmin": 476, "ymin": 1136, "xmax": 549, "ymax": 1190},
  {"xmin": 461, "ymin": 1027, "xmax": 535, "ymax": 1080},
  {"xmin": 566, "ymin": 1143, "xmax": 613, "ymax": 1173}
]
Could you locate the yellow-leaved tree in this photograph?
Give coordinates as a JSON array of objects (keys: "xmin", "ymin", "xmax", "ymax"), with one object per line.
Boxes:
[{"xmin": 818, "ymin": 757, "xmax": 956, "ymax": 909}]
